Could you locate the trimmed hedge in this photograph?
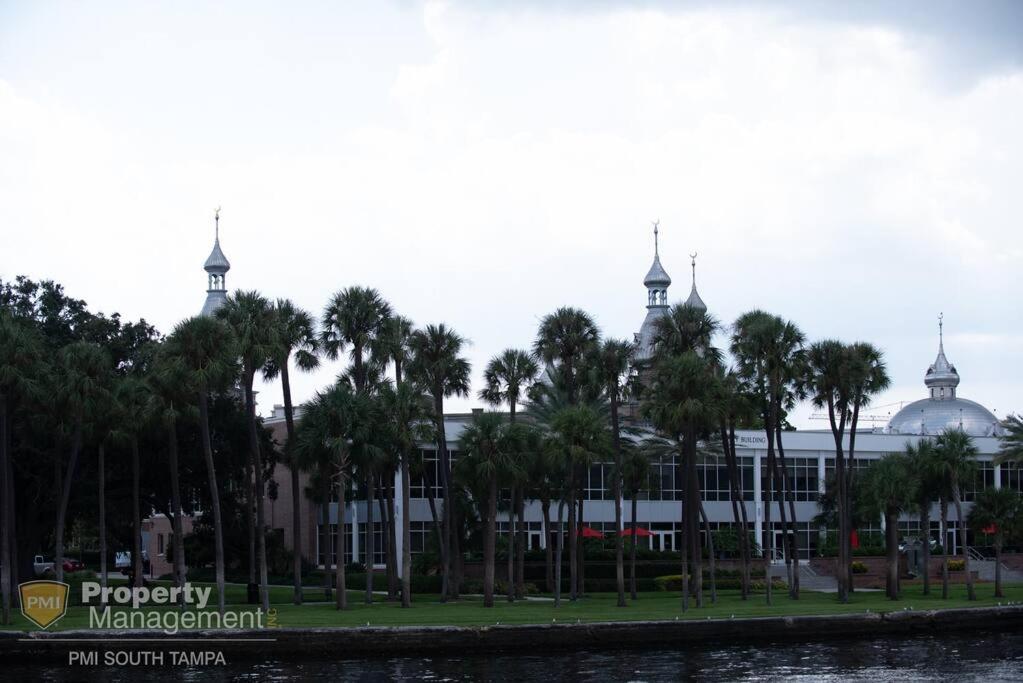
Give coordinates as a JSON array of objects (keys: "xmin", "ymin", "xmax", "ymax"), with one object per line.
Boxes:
[{"xmin": 653, "ymin": 574, "xmax": 786, "ymax": 592}]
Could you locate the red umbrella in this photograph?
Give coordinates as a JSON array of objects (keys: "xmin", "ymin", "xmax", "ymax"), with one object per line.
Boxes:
[
  {"xmin": 578, "ymin": 526, "xmax": 604, "ymax": 538},
  {"xmin": 621, "ymin": 526, "xmax": 653, "ymax": 537},
  {"xmin": 983, "ymin": 524, "xmax": 997, "ymax": 535}
]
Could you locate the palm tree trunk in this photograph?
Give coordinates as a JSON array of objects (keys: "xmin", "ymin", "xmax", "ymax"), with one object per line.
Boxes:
[
  {"xmin": 335, "ymin": 469, "xmax": 347, "ymax": 610},
  {"xmin": 610, "ymin": 396, "xmax": 625, "ymax": 608},
  {"xmin": 577, "ymin": 492, "xmax": 586, "ymax": 595},
  {"xmin": 939, "ymin": 499, "xmax": 949, "ymax": 599},
  {"xmin": 0, "ymin": 396, "xmax": 10, "ymax": 625},
  {"xmin": 484, "ymin": 475, "xmax": 497, "ymax": 608},
  {"xmin": 364, "ymin": 470, "xmax": 375, "ymax": 604},
  {"xmin": 680, "ymin": 489, "xmax": 689, "ymax": 613},
  {"xmin": 376, "ymin": 480, "xmax": 392, "ymax": 599},
  {"xmin": 686, "ymin": 435, "xmax": 702, "ymax": 608},
  {"xmin": 700, "ymin": 503, "xmax": 717, "ymax": 604},
  {"xmin": 776, "ymin": 425, "xmax": 800, "ymax": 599},
  {"xmin": 506, "ymin": 487, "xmax": 515, "ymax": 603},
  {"xmin": 197, "ymin": 391, "xmax": 227, "ymax": 615},
  {"xmin": 994, "ymin": 539, "xmax": 1003, "ymax": 598},
  {"xmin": 280, "ymin": 363, "xmax": 303, "ymax": 606},
  {"xmin": 167, "ymin": 416, "xmax": 187, "ymax": 607},
  {"xmin": 243, "ymin": 377, "xmax": 270, "ymax": 613},
  {"xmin": 722, "ymin": 424, "xmax": 750, "ymax": 600},
  {"xmin": 920, "ymin": 504, "xmax": 931, "ymax": 595},
  {"xmin": 386, "ymin": 478, "xmax": 399, "ymax": 600},
  {"xmin": 98, "ymin": 444, "xmax": 107, "ymax": 598},
  {"xmin": 401, "ymin": 454, "xmax": 412, "ymax": 608},
  {"xmin": 131, "ymin": 438, "xmax": 143, "ymax": 590},
  {"xmin": 630, "ymin": 495, "xmax": 638, "ymax": 601},
  {"xmin": 554, "ymin": 500, "xmax": 565, "ymax": 608},
  {"xmin": 886, "ymin": 509, "xmax": 899, "ymax": 600},
  {"xmin": 762, "ymin": 447, "xmax": 773, "ymax": 606},
  {"xmin": 515, "ymin": 490, "xmax": 526, "ymax": 598},
  {"xmin": 54, "ymin": 421, "xmax": 83, "ymax": 583},
  {"xmin": 541, "ymin": 498, "xmax": 553, "ymax": 593},
  {"xmin": 434, "ymin": 393, "xmax": 452, "ymax": 603},
  {"xmin": 952, "ymin": 483, "xmax": 975, "ymax": 600},
  {"xmin": 320, "ymin": 466, "xmax": 333, "ymax": 601},
  {"xmin": 450, "ymin": 505, "xmax": 463, "ymax": 598},
  {"xmin": 568, "ymin": 480, "xmax": 578, "ymax": 601},
  {"xmin": 245, "ymin": 459, "xmax": 255, "ymax": 588}
]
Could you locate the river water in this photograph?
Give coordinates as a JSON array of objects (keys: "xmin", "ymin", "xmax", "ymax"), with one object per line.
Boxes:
[{"xmin": 11, "ymin": 631, "xmax": 1023, "ymax": 681}]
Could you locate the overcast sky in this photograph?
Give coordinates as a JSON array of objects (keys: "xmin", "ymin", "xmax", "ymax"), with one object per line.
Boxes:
[{"xmin": 2, "ymin": 1, "xmax": 1021, "ymax": 428}]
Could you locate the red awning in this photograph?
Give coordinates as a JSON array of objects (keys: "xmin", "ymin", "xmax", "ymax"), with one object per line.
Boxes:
[
  {"xmin": 621, "ymin": 526, "xmax": 653, "ymax": 537},
  {"xmin": 579, "ymin": 526, "xmax": 604, "ymax": 538}
]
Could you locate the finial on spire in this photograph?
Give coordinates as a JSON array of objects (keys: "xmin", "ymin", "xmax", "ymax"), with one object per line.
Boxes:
[
  {"xmin": 652, "ymin": 220, "xmax": 660, "ymax": 256},
  {"xmin": 214, "ymin": 206, "xmax": 221, "ymax": 241},
  {"xmin": 938, "ymin": 312, "xmax": 944, "ymax": 351},
  {"xmin": 690, "ymin": 252, "xmax": 698, "ymax": 284}
]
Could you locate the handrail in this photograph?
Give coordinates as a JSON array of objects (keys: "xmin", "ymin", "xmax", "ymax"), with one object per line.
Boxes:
[{"xmin": 966, "ymin": 546, "xmax": 986, "ymax": 562}]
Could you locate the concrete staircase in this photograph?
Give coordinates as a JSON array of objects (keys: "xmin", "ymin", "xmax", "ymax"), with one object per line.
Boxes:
[
  {"xmin": 768, "ymin": 562, "xmax": 838, "ymax": 592},
  {"xmin": 970, "ymin": 558, "xmax": 1023, "ymax": 583}
]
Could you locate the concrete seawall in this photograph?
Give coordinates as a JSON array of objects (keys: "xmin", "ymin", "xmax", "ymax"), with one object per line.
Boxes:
[{"xmin": 3, "ymin": 605, "xmax": 1022, "ymax": 661}]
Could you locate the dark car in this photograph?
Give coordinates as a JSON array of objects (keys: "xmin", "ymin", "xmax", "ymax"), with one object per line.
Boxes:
[{"xmin": 62, "ymin": 558, "xmax": 86, "ymax": 572}]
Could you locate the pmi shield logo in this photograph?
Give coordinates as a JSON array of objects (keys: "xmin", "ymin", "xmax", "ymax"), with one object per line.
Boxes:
[{"xmin": 19, "ymin": 580, "xmax": 70, "ymax": 629}]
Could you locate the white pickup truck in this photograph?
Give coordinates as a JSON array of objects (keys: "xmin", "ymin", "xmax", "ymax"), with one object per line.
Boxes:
[{"xmin": 33, "ymin": 555, "xmax": 55, "ymax": 576}]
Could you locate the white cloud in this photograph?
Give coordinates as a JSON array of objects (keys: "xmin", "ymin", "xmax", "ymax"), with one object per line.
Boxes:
[{"xmin": 0, "ymin": 2, "xmax": 1019, "ymax": 423}]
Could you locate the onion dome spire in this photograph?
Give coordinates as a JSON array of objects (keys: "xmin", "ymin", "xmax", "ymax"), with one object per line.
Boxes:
[
  {"xmin": 201, "ymin": 208, "xmax": 230, "ymax": 317},
  {"xmin": 684, "ymin": 252, "xmax": 707, "ymax": 311},
  {"xmin": 643, "ymin": 220, "xmax": 671, "ymax": 306},
  {"xmin": 925, "ymin": 312, "xmax": 959, "ymax": 399}
]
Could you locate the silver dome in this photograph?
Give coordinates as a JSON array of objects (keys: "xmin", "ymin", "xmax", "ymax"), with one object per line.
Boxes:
[
  {"xmin": 643, "ymin": 253, "xmax": 671, "ymax": 287},
  {"xmin": 887, "ymin": 318, "xmax": 1000, "ymax": 437},
  {"xmin": 887, "ymin": 397, "xmax": 1001, "ymax": 437},
  {"xmin": 204, "ymin": 238, "xmax": 231, "ymax": 273}
]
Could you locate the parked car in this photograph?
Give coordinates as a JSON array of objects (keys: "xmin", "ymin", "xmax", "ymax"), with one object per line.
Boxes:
[
  {"xmin": 62, "ymin": 557, "xmax": 85, "ymax": 573},
  {"xmin": 33, "ymin": 555, "xmax": 55, "ymax": 577}
]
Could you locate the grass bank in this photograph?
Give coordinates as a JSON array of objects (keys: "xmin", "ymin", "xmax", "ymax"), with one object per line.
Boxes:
[{"xmin": 2, "ymin": 583, "xmax": 1021, "ymax": 631}]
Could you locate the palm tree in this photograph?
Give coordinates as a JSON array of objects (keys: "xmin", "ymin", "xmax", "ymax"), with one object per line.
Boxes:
[
  {"xmin": 842, "ymin": 342, "xmax": 890, "ymax": 594},
  {"xmin": 148, "ymin": 351, "xmax": 191, "ymax": 602},
  {"xmin": 995, "ymin": 414, "xmax": 1023, "ymax": 466},
  {"xmin": 295, "ymin": 383, "xmax": 362, "ymax": 610},
  {"xmin": 860, "ymin": 454, "xmax": 917, "ymax": 600},
  {"xmin": 379, "ymin": 381, "xmax": 433, "ymax": 607},
  {"xmin": 408, "ymin": 323, "xmax": 471, "ymax": 601},
  {"xmin": 217, "ymin": 290, "xmax": 276, "ymax": 612},
  {"xmin": 801, "ymin": 339, "xmax": 852, "ymax": 602},
  {"xmin": 53, "ymin": 342, "xmax": 112, "ymax": 583},
  {"xmin": 731, "ymin": 311, "xmax": 805, "ymax": 599},
  {"xmin": 0, "ymin": 313, "xmax": 43, "ymax": 624},
  {"xmin": 533, "ymin": 307, "xmax": 600, "ymax": 406},
  {"xmin": 460, "ymin": 412, "xmax": 517, "ymax": 607},
  {"xmin": 264, "ymin": 299, "xmax": 320, "ymax": 605},
  {"xmin": 968, "ymin": 487, "xmax": 1022, "ymax": 598},
  {"xmin": 112, "ymin": 377, "xmax": 151, "ymax": 590},
  {"xmin": 164, "ymin": 315, "xmax": 238, "ymax": 615},
  {"xmin": 533, "ymin": 308, "xmax": 599, "ymax": 597},
  {"xmin": 545, "ymin": 404, "xmax": 610, "ymax": 605},
  {"xmin": 643, "ymin": 351, "xmax": 722, "ymax": 610},
  {"xmin": 320, "ymin": 286, "xmax": 391, "ymax": 603},
  {"xmin": 372, "ymin": 314, "xmax": 414, "ymax": 598},
  {"xmin": 905, "ymin": 439, "xmax": 941, "ymax": 595},
  {"xmin": 934, "ymin": 427, "xmax": 979, "ymax": 600},
  {"xmin": 588, "ymin": 338, "xmax": 634, "ymax": 607},
  {"xmin": 620, "ymin": 446, "xmax": 651, "ymax": 601},
  {"xmin": 480, "ymin": 348, "xmax": 539, "ymax": 599}
]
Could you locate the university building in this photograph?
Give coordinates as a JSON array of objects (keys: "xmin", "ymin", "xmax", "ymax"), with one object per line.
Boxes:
[{"xmin": 145, "ymin": 221, "xmax": 1011, "ymax": 577}]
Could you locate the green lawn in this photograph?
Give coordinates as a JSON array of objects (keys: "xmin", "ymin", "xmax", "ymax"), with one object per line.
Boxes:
[{"xmin": 3, "ymin": 582, "xmax": 1022, "ymax": 632}]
